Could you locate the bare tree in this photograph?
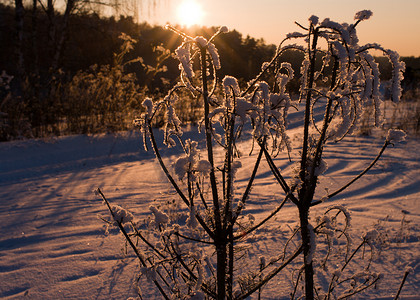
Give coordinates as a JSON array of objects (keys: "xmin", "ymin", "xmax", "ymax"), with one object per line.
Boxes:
[
  {"xmin": 14, "ymin": 0, "xmax": 24, "ymax": 92},
  {"xmin": 99, "ymin": 11, "xmax": 406, "ymax": 300}
]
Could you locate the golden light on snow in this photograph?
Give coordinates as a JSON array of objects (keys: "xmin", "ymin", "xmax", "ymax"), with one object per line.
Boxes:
[{"xmin": 176, "ymin": 0, "xmax": 204, "ymax": 27}]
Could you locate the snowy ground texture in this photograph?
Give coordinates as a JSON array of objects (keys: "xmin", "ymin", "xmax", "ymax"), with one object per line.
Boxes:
[{"xmin": 0, "ymin": 125, "xmax": 419, "ymax": 299}]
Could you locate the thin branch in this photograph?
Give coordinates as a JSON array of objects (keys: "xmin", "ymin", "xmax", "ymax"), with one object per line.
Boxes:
[
  {"xmin": 295, "ymin": 21, "xmax": 309, "ymax": 31},
  {"xmin": 164, "ymin": 24, "xmax": 193, "ymax": 41},
  {"xmin": 169, "ymin": 241, "xmax": 217, "ymax": 298},
  {"xmin": 223, "ymin": 87, "xmax": 237, "ymax": 230},
  {"xmin": 236, "ymin": 244, "xmax": 303, "ymax": 299},
  {"xmin": 200, "ymin": 46, "xmax": 222, "ymax": 235},
  {"xmin": 97, "ymin": 188, "xmax": 170, "ymax": 300},
  {"xmin": 195, "ymin": 182, "xmax": 209, "ymax": 210},
  {"xmin": 130, "ymin": 222, "xmax": 166, "ymax": 259},
  {"xmin": 291, "ymin": 267, "xmax": 304, "ymax": 300},
  {"xmin": 147, "ymin": 123, "xmax": 215, "ymax": 239},
  {"xmin": 232, "ymin": 145, "xmax": 264, "ymax": 224},
  {"xmin": 233, "ymin": 194, "xmax": 289, "ymax": 240},
  {"xmin": 261, "ymin": 143, "xmax": 299, "ymax": 205},
  {"xmin": 174, "ymin": 232, "xmax": 214, "ymax": 245},
  {"xmin": 336, "ymin": 275, "xmax": 380, "ymax": 300},
  {"xmin": 326, "ymin": 140, "xmax": 390, "ymax": 200}
]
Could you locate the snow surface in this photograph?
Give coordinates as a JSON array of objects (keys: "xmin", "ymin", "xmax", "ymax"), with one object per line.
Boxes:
[{"xmin": 0, "ymin": 123, "xmax": 419, "ymax": 298}]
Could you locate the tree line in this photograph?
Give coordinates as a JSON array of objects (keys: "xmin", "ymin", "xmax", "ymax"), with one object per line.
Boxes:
[{"xmin": 0, "ymin": 3, "xmax": 418, "ymax": 140}]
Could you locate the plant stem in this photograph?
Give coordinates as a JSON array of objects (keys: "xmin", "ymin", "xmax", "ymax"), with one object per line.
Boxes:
[
  {"xmin": 393, "ymin": 270, "xmax": 411, "ymax": 300},
  {"xmin": 200, "ymin": 47, "xmax": 222, "ymax": 233},
  {"xmin": 148, "ymin": 123, "xmax": 215, "ymax": 239},
  {"xmin": 97, "ymin": 188, "xmax": 170, "ymax": 300},
  {"xmin": 300, "ymin": 27, "xmax": 319, "ymax": 191},
  {"xmin": 298, "ymin": 26, "xmax": 319, "ymax": 300},
  {"xmin": 199, "ymin": 44, "xmax": 226, "ymax": 300},
  {"xmin": 299, "ymin": 207, "xmax": 314, "ymax": 300}
]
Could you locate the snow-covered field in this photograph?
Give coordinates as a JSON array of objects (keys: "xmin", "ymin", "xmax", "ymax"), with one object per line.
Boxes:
[{"xmin": 0, "ymin": 124, "xmax": 419, "ymax": 299}]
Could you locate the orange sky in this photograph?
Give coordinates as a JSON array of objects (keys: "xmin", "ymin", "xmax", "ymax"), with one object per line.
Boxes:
[{"xmin": 141, "ymin": 0, "xmax": 420, "ymax": 57}]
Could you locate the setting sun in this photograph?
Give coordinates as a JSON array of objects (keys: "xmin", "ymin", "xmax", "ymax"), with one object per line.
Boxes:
[{"xmin": 176, "ymin": 0, "xmax": 204, "ymax": 27}]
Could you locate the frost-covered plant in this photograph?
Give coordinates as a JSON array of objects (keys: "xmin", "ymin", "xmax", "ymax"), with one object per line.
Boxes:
[
  {"xmin": 65, "ymin": 33, "xmax": 143, "ymax": 134},
  {"xmin": 0, "ymin": 70, "xmax": 32, "ymax": 141},
  {"xmin": 99, "ymin": 11, "xmax": 406, "ymax": 300},
  {"xmin": 0, "ymin": 71, "xmax": 14, "ymax": 140}
]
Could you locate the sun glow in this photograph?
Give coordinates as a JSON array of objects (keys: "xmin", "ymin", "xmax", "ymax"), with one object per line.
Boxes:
[{"xmin": 177, "ymin": 0, "xmax": 204, "ymax": 27}]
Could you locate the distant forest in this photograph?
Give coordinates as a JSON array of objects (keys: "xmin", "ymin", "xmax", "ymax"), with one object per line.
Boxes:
[{"xmin": 0, "ymin": 3, "xmax": 419, "ymax": 140}]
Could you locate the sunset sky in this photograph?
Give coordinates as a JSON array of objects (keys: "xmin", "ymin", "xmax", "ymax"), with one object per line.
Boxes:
[{"xmin": 142, "ymin": 0, "xmax": 420, "ymax": 57}]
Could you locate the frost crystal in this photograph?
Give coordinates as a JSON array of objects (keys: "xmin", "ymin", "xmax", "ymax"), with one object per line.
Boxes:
[
  {"xmin": 314, "ymin": 158, "xmax": 328, "ymax": 176},
  {"xmin": 219, "ymin": 26, "xmax": 229, "ymax": 33},
  {"xmin": 363, "ymin": 229, "xmax": 379, "ymax": 242},
  {"xmin": 208, "ymin": 42, "xmax": 221, "ymax": 69},
  {"xmin": 174, "ymin": 157, "xmax": 189, "ymax": 180},
  {"xmin": 111, "ymin": 205, "xmax": 134, "ymax": 224},
  {"xmin": 305, "ymin": 223, "xmax": 316, "ymax": 264},
  {"xmin": 354, "ymin": 10, "xmax": 373, "ymax": 21},
  {"xmin": 235, "ymin": 97, "xmax": 255, "ymax": 123},
  {"xmin": 149, "ymin": 205, "xmax": 169, "ymax": 226},
  {"xmin": 286, "ymin": 32, "xmax": 306, "ymax": 39},
  {"xmin": 196, "ymin": 159, "xmax": 212, "ymax": 175},
  {"xmin": 172, "ymin": 139, "xmax": 206, "ymax": 180},
  {"xmin": 142, "ymin": 98, "xmax": 153, "ymax": 118},
  {"xmin": 186, "ymin": 206, "xmax": 198, "ymax": 228},
  {"xmin": 386, "ymin": 129, "xmax": 406, "ymax": 143},
  {"xmin": 175, "ymin": 44, "xmax": 193, "ymax": 78},
  {"xmin": 223, "ymin": 76, "xmax": 240, "ymax": 96},
  {"xmin": 387, "ymin": 49, "xmax": 405, "ymax": 102},
  {"xmin": 257, "ymin": 81, "xmax": 270, "ymax": 101},
  {"xmin": 327, "ymin": 205, "xmax": 352, "ymax": 228},
  {"xmin": 231, "ymin": 160, "xmax": 242, "ymax": 176},
  {"xmin": 309, "ymin": 15, "xmax": 319, "ymax": 25},
  {"xmin": 194, "ymin": 36, "xmax": 208, "ymax": 47}
]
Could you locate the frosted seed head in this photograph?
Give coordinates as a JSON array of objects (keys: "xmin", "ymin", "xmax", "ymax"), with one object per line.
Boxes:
[
  {"xmin": 174, "ymin": 157, "xmax": 189, "ymax": 180},
  {"xmin": 196, "ymin": 159, "xmax": 212, "ymax": 176},
  {"xmin": 222, "ymin": 76, "xmax": 241, "ymax": 96},
  {"xmin": 286, "ymin": 32, "xmax": 306, "ymax": 39},
  {"xmin": 219, "ymin": 26, "xmax": 229, "ymax": 33},
  {"xmin": 309, "ymin": 15, "xmax": 319, "ymax": 25},
  {"xmin": 111, "ymin": 205, "xmax": 134, "ymax": 225},
  {"xmin": 194, "ymin": 36, "xmax": 208, "ymax": 47},
  {"xmin": 208, "ymin": 42, "xmax": 221, "ymax": 69},
  {"xmin": 175, "ymin": 44, "xmax": 194, "ymax": 78},
  {"xmin": 142, "ymin": 98, "xmax": 153, "ymax": 117},
  {"xmin": 305, "ymin": 223, "xmax": 316, "ymax": 264},
  {"xmin": 354, "ymin": 10, "xmax": 373, "ymax": 21},
  {"xmin": 186, "ymin": 206, "xmax": 198, "ymax": 228},
  {"xmin": 261, "ymin": 61, "xmax": 270, "ymax": 70},
  {"xmin": 363, "ymin": 229, "xmax": 379, "ymax": 242},
  {"xmin": 314, "ymin": 158, "xmax": 328, "ymax": 176},
  {"xmin": 149, "ymin": 205, "xmax": 169, "ymax": 226},
  {"xmin": 386, "ymin": 129, "xmax": 406, "ymax": 144}
]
